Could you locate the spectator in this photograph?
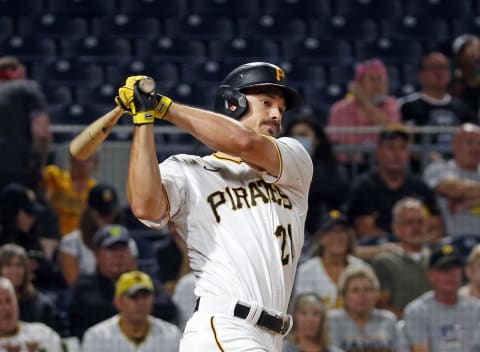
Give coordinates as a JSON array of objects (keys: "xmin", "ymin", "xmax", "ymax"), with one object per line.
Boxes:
[
  {"xmin": 423, "ymin": 123, "xmax": 480, "ymax": 238},
  {"xmin": 404, "ymin": 243, "xmax": 480, "ymax": 352},
  {"xmin": 450, "ymin": 34, "xmax": 480, "ymax": 118},
  {"xmin": 172, "ymin": 271, "xmax": 195, "ymax": 331},
  {"xmin": 328, "ymin": 266, "xmax": 399, "ymax": 351},
  {"xmin": 82, "ymin": 270, "xmax": 181, "ymax": 352},
  {"xmin": 399, "ymin": 51, "xmax": 475, "ymax": 146},
  {"xmin": 0, "ymin": 277, "xmax": 62, "ymax": 351},
  {"xmin": 67, "ymin": 224, "xmax": 175, "ymax": 338},
  {"xmin": 43, "ymin": 153, "xmax": 98, "ymax": 236},
  {"xmin": 328, "ymin": 58, "xmax": 400, "ymax": 147},
  {"xmin": 0, "ymin": 244, "xmax": 60, "ymax": 331},
  {"xmin": 459, "ymin": 244, "xmax": 480, "ymax": 299},
  {"xmin": 294, "ymin": 210, "xmax": 367, "ymax": 309},
  {"xmin": 371, "ymin": 197, "xmax": 431, "ymax": 317},
  {"xmin": 59, "ymin": 183, "xmax": 137, "ymax": 287},
  {"xmin": 347, "ymin": 124, "xmax": 443, "ymax": 241},
  {"xmin": 282, "ymin": 114, "xmax": 350, "ymax": 236},
  {"xmin": 0, "ymin": 56, "xmax": 52, "ymax": 189},
  {"xmin": 283, "ymin": 293, "xmax": 342, "ymax": 352}
]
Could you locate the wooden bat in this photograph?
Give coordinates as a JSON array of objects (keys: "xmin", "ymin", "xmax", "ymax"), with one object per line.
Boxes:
[{"xmin": 69, "ymin": 78, "xmax": 156, "ymax": 160}]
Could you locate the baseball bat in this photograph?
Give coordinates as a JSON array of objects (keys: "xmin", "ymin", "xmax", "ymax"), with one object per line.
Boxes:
[{"xmin": 69, "ymin": 78, "xmax": 156, "ymax": 160}]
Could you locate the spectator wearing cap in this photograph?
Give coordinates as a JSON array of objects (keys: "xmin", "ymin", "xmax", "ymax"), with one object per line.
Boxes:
[
  {"xmin": 347, "ymin": 124, "xmax": 443, "ymax": 241},
  {"xmin": 371, "ymin": 197, "xmax": 432, "ymax": 318},
  {"xmin": 423, "ymin": 123, "xmax": 480, "ymax": 238},
  {"xmin": 327, "ymin": 58, "xmax": 401, "ymax": 147},
  {"xmin": 450, "ymin": 34, "xmax": 480, "ymax": 117},
  {"xmin": 58, "ymin": 183, "xmax": 137, "ymax": 287},
  {"xmin": 68, "ymin": 225, "xmax": 176, "ymax": 338},
  {"xmin": 82, "ymin": 271, "xmax": 181, "ymax": 352},
  {"xmin": 459, "ymin": 244, "xmax": 480, "ymax": 300},
  {"xmin": 404, "ymin": 243, "xmax": 480, "ymax": 352},
  {"xmin": 42, "ymin": 153, "xmax": 99, "ymax": 236},
  {"xmin": 294, "ymin": 210, "xmax": 368, "ymax": 309}
]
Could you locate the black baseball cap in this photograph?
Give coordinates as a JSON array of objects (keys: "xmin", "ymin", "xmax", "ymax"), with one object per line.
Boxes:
[
  {"xmin": 429, "ymin": 244, "xmax": 464, "ymax": 269},
  {"xmin": 88, "ymin": 183, "xmax": 118, "ymax": 215},
  {"xmin": 378, "ymin": 124, "xmax": 409, "ymax": 143},
  {"xmin": 0, "ymin": 183, "xmax": 43, "ymax": 215},
  {"xmin": 93, "ymin": 224, "xmax": 130, "ymax": 249},
  {"xmin": 318, "ymin": 210, "xmax": 350, "ymax": 235}
]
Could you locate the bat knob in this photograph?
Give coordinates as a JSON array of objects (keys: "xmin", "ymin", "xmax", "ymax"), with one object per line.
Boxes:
[{"xmin": 138, "ymin": 77, "xmax": 156, "ymax": 94}]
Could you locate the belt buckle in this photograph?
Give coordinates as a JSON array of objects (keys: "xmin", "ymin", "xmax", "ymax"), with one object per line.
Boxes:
[{"xmin": 278, "ymin": 313, "xmax": 293, "ymax": 336}]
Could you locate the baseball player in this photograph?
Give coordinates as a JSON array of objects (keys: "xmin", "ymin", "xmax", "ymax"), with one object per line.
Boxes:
[{"xmin": 115, "ymin": 62, "xmax": 313, "ymax": 351}]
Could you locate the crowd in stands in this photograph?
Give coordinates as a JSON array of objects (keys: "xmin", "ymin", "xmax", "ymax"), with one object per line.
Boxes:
[{"xmin": 1, "ymin": 1, "xmax": 480, "ymax": 350}]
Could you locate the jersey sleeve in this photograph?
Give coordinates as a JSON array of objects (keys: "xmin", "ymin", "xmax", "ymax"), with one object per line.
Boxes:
[{"xmin": 264, "ymin": 136, "xmax": 313, "ymax": 193}]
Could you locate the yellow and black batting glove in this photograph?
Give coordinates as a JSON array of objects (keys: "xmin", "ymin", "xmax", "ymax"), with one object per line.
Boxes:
[{"xmin": 115, "ymin": 75, "xmax": 172, "ymax": 125}]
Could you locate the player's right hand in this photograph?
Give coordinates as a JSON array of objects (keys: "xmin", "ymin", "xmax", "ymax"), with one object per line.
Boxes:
[{"xmin": 115, "ymin": 75, "xmax": 172, "ymax": 125}]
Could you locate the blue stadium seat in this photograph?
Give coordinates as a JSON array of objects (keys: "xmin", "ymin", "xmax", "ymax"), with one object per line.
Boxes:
[
  {"xmin": 0, "ymin": 17, "xmax": 14, "ymax": 41},
  {"xmin": 43, "ymin": 85, "xmax": 74, "ymax": 124},
  {"xmin": 0, "ymin": 36, "xmax": 56, "ymax": 64},
  {"xmin": 165, "ymin": 83, "xmax": 217, "ymax": 110},
  {"xmin": 32, "ymin": 59, "xmax": 104, "ymax": 89},
  {"xmin": 264, "ymin": 0, "xmax": 331, "ymax": 19},
  {"xmin": 278, "ymin": 61, "xmax": 326, "ymax": 89},
  {"xmin": 119, "ymin": 0, "xmax": 187, "ymax": 18},
  {"xmin": 105, "ymin": 60, "xmax": 179, "ymax": 90},
  {"xmin": 135, "ymin": 37, "xmax": 207, "ymax": 64},
  {"xmin": 60, "ymin": 36, "xmax": 132, "ymax": 64},
  {"xmin": 180, "ymin": 60, "xmax": 236, "ymax": 87},
  {"xmin": 380, "ymin": 17, "xmax": 450, "ymax": 43},
  {"xmin": 165, "ymin": 16, "xmax": 234, "ymax": 41},
  {"xmin": 0, "ymin": 0, "xmax": 43, "ymax": 16},
  {"xmin": 302, "ymin": 84, "xmax": 348, "ymax": 122},
  {"xmin": 238, "ymin": 16, "xmax": 307, "ymax": 41},
  {"xmin": 18, "ymin": 15, "xmax": 88, "ymax": 40},
  {"xmin": 92, "ymin": 16, "xmax": 161, "ymax": 39},
  {"xmin": 310, "ymin": 17, "xmax": 378, "ymax": 42},
  {"xmin": 190, "ymin": 0, "xmax": 260, "ymax": 18},
  {"xmin": 334, "ymin": 0, "xmax": 402, "ymax": 19},
  {"xmin": 49, "ymin": 0, "xmax": 115, "ymax": 17},
  {"xmin": 282, "ymin": 38, "xmax": 353, "ymax": 65},
  {"xmin": 355, "ymin": 38, "xmax": 423, "ymax": 65},
  {"xmin": 452, "ymin": 17, "xmax": 480, "ymax": 37},
  {"xmin": 404, "ymin": 0, "xmax": 472, "ymax": 19},
  {"xmin": 76, "ymin": 83, "xmax": 118, "ymax": 108},
  {"xmin": 209, "ymin": 38, "xmax": 280, "ymax": 66},
  {"xmin": 51, "ymin": 103, "xmax": 112, "ymax": 125}
]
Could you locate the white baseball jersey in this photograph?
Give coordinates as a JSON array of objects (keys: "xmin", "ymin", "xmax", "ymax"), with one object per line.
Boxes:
[
  {"xmin": 0, "ymin": 321, "xmax": 62, "ymax": 352},
  {"xmin": 142, "ymin": 136, "xmax": 312, "ymax": 313},
  {"xmin": 82, "ymin": 315, "xmax": 181, "ymax": 352}
]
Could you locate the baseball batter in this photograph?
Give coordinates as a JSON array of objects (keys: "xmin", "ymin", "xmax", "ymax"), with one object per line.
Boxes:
[{"xmin": 115, "ymin": 62, "xmax": 313, "ymax": 351}]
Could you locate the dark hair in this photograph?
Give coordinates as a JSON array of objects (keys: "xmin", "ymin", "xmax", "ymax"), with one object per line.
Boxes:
[
  {"xmin": 282, "ymin": 114, "xmax": 335, "ymax": 162},
  {"xmin": 79, "ymin": 207, "xmax": 124, "ymax": 250}
]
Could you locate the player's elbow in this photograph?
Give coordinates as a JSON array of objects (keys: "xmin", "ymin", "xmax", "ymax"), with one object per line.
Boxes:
[
  {"xmin": 233, "ymin": 131, "xmax": 259, "ymax": 155},
  {"xmin": 130, "ymin": 198, "xmax": 166, "ymax": 222}
]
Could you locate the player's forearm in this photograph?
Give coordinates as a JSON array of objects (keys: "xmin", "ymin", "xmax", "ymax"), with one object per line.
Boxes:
[{"xmin": 127, "ymin": 125, "xmax": 167, "ymax": 221}]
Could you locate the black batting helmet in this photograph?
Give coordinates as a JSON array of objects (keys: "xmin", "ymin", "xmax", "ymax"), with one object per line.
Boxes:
[{"xmin": 214, "ymin": 62, "xmax": 302, "ymax": 119}]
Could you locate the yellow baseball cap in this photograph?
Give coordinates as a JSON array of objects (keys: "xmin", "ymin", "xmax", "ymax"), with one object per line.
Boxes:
[{"xmin": 115, "ymin": 271, "xmax": 154, "ymax": 297}]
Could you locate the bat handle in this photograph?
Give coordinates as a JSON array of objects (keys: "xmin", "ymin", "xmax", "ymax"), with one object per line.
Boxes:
[{"xmin": 138, "ymin": 77, "xmax": 156, "ymax": 95}]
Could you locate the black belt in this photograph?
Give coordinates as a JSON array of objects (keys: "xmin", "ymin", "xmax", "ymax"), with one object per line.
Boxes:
[{"xmin": 195, "ymin": 298, "xmax": 291, "ymax": 335}]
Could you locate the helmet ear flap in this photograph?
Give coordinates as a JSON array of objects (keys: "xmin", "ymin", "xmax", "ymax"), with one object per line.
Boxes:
[{"xmin": 214, "ymin": 86, "xmax": 248, "ymax": 119}]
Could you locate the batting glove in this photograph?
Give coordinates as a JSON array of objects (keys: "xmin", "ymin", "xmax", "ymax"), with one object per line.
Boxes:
[{"xmin": 115, "ymin": 75, "xmax": 172, "ymax": 125}]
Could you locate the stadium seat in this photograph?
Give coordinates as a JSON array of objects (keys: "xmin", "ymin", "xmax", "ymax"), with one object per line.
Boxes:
[
  {"xmin": 165, "ymin": 16, "xmax": 234, "ymax": 41},
  {"xmin": 43, "ymin": 85, "xmax": 74, "ymax": 124},
  {"xmin": 282, "ymin": 38, "xmax": 353, "ymax": 65},
  {"xmin": 334, "ymin": 0, "xmax": 402, "ymax": 20},
  {"xmin": 238, "ymin": 16, "xmax": 307, "ymax": 41},
  {"xmin": 264, "ymin": 0, "xmax": 331, "ymax": 19},
  {"xmin": 180, "ymin": 60, "xmax": 236, "ymax": 87},
  {"xmin": 105, "ymin": 60, "xmax": 179, "ymax": 90},
  {"xmin": 165, "ymin": 83, "xmax": 217, "ymax": 110},
  {"xmin": 452, "ymin": 17, "xmax": 480, "ymax": 37},
  {"xmin": 76, "ymin": 83, "xmax": 118, "ymax": 109},
  {"xmin": 0, "ymin": 36, "xmax": 56, "ymax": 64},
  {"xmin": 119, "ymin": 0, "xmax": 187, "ymax": 19},
  {"xmin": 32, "ymin": 59, "xmax": 104, "ymax": 89},
  {"xmin": 92, "ymin": 16, "xmax": 161, "ymax": 39},
  {"xmin": 18, "ymin": 15, "xmax": 88, "ymax": 40},
  {"xmin": 51, "ymin": 103, "xmax": 112, "ymax": 125},
  {"xmin": 135, "ymin": 37, "xmax": 207, "ymax": 64},
  {"xmin": 60, "ymin": 36, "xmax": 132, "ymax": 64},
  {"xmin": 278, "ymin": 61, "xmax": 326, "ymax": 89},
  {"xmin": 380, "ymin": 17, "xmax": 450, "ymax": 43},
  {"xmin": 190, "ymin": 0, "xmax": 260, "ymax": 18},
  {"xmin": 310, "ymin": 17, "xmax": 378, "ymax": 42},
  {"xmin": 0, "ymin": 17, "xmax": 14, "ymax": 41},
  {"xmin": 302, "ymin": 84, "xmax": 348, "ymax": 122},
  {"xmin": 355, "ymin": 38, "xmax": 423, "ymax": 65},
  {"xmin": 49, "ymin": 0, "xmax": 115, "ymax": 17},
  {"xmin": 404, "ymin": 0, "xmax": 472, "ymax": 19},
  {"xmin": 0, "ymin": 0, "xmax": 43, "ymax": 16},
  {"xmin": 209, "ymin": 38, "xmax": 280, "ymax": 66}
]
